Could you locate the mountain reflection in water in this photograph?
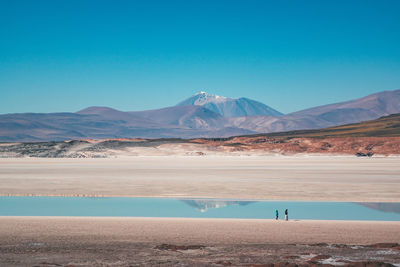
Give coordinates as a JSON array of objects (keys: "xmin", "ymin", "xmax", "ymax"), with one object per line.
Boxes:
[
  {"xmin": 1, "ymin": 197, "xmax": 399, "ymax": 220},
  {"xmin": 182, "ymin": 199, "xmax": 400, "ymax": 215},
  {"xmin": 357, "ymin": 203, "xmax": 400, "ymax": 215},
  {"xmin": 181, "ymin": 199, "xmax": 255, "ymax": 212}
]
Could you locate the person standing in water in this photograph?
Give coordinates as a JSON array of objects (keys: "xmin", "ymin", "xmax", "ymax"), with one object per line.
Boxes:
[
  {"xmin": 275, "ymin": 209, "xmax": 279, "ymax": 220},
  {"xmin": 285, "ymin": 209, "xmax": 288, "ymax": 221}
]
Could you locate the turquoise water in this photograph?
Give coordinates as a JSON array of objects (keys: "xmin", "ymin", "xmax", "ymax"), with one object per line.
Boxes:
[{"xmin": 0, "ymin": 197, "xmax": 399, "ymax": 221}]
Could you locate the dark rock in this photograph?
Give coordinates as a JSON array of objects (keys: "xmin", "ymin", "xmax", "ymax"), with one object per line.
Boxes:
[
  {"xmin": 355, "ymin": 152, "xmax": 374, "ymax": 157},
  {"xmin": 367, "ymin": 243, "xmax": 399, "ymax": 249},
  {"xmin": 345, "ymin": 261, "xmax": 396, "ymax": 267},
  {"xmin": 284, "ymin": 255, "xmax": 300, "ymax": 259},
  {"xmin": 247, "ymin": 264, "xmax": 274, "ymax": 267},
  {"xmin": 154, "ymin": 244, "xmax": 205, "ymax": 251},
  {"xmin": 310, "ymin": 255, "xmax": 331, "ymax": 261},
  {"xmin": 216, "ymin": 260, "xmax": 233, "ymax": 266},
  {"xmin": 331, "ymin": 244, "xmax": 348, "ymax": 248},
  {"xmin": 274, "ymin": 262, "xmax": 300, "ymax": 267},
  {"xmin": 309, "ymin": 243, "xmax": 329, "ymax": 247},
  {"xmin": 39, "ymin": 262, "xmax": 62, "ymax": 266}
]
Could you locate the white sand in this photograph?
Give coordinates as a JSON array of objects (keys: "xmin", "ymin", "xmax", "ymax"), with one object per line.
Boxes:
[{"xmin": 0, "ymin": 156, "xmax": 399, "ymax": 201}]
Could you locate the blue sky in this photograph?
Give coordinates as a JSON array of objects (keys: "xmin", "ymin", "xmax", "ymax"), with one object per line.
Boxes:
[{"xmin": 1, "ymin": 0, "xmax": 399, "ymax": 114}]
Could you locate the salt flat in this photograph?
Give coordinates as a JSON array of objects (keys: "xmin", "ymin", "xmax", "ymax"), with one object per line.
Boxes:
[{"xmin": 1, "ymin": 156, "xmax": 399, "ymax": 202}]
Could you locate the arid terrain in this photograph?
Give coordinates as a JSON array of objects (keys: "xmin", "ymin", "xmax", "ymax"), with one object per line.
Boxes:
[
  {"xmin": 1, "ymin": 136, "xmax": 400, "ymax": 158},
  {"xmin": 0, "ymin": 156, "xmax": 400, "ymax": 265},
  {"xmin": 1, "ymin": 115, "xmax": 400, "ymax": 266},
  {"xmin": 1, "ymin": 156, "xmax": 400, "ymax": 202},
  {"xmin": 0, "ymin": 155, "xmax": 399, "ymax": 266},
  {"xmin": 1, "ymin": 114, "xmax": 399, "ymax": 158},
  {"xmin": 2, "ymin": 1, "xmax": 399, "ymax": 265},
  {"xmin": 0, "ymin": 217, "xmax": 400, "ymax": 266}
]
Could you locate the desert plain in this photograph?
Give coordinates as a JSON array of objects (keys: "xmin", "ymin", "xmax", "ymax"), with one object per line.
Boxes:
[
  {"xmin": 0, "ymin": 155, "xmax": 399, "ymax": 266},
  {"xmin": 0, "ymin": 156, "xmax": 400, "ymax": 201}
]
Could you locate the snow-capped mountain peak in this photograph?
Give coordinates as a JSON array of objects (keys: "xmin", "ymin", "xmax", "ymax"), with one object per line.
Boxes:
[
  {"xmin": 192, "ymin": 91, "xmax": 231, "ymax": 105},
  {"xmin": 177, "ymin": 91, "xmax": 283, "ymax": 117}
]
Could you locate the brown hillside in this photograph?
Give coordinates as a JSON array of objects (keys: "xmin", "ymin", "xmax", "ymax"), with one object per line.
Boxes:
[
  {"xmin": 262, "ymin": 113, "xmax": 400, "ymax": 138},
  {"xmin": 192, "ymin": 114, "xmax": 400, "ymax": 155}
]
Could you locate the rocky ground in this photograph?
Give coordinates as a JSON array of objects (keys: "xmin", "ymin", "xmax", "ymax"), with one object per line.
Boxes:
[
  {"xmin": 1, "ymin": 241, "xmax": 399, "ymax": 266},
  {"xmin": 192, "ymin": 136, "xmax": 400, "ymax": 156},
  {"xmin": 0, "ymin": 136, "xmax": 399, "ymax": 158},
  {"xmin": 1, "ymin": 217, "xmax": 399, "ymax": 267}
]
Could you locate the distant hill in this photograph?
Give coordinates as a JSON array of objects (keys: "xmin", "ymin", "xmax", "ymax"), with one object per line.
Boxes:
[
  {"xmin": 190, "ymin": 113, "xmax": 400, "ymax": 156},
  {"xmin": 248, "ymin": 113, "xmax": 400, "ymax": 138},
  {"xmin": 130, "ymin": 105, "xmax": 228, "ymax": 129},
  {"xmin": 0, "ymin": 107, "xmax": 255, "ymax": 142},
  {"xmin": 231, "ymin": 89, "xmax": 400, "ymax": 133},
  {"xmin": 176, "ymin": 91, "xmax": 283, "ymax": 117},
  {"xmin": 291, "ymin": 89, "xmax": 400, "ymax": 119},
  {"xmin": 77, "ymin": 106, "xmax": 162, "ymax": 127}
]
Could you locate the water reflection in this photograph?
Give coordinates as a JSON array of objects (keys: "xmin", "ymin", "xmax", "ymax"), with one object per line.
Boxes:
[
  {"xmin": 181, "ymin": 199, "xmax": 400, "ymax": 216},
  {"xmin": 357, "ymin": 203, "xmax": 400, "ymax": 215},
  {"xmin": 0, "ymin": 196, "xmax": 399, "ymax": 221},
  {"xmin": 181, "ymin": 199, "xmax": 255, "ymax": 212}
]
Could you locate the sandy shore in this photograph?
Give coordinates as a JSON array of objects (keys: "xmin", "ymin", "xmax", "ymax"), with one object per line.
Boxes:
[
  {"xmin": 1, "ymin": 216, "xmax": 399, "ymax": 245},
  {"xmin": 0, "ymin": 217, "xmax": 399, "ymax": 266},
  {"xmin": 1, "ymin": 156, "xmax": 400, "ymax": 201}
]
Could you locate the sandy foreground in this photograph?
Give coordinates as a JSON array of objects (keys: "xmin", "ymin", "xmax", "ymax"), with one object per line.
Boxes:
[
  {"xmin": 1, "ymin": 217, "xmax": 399, "ymax": 245},
  {"xmin": 0, "ymin": 217, "xmax": 399, "ymax": 266},
  {"xmin": 1, "ymin": 156, "xmax": 400, "ymax": 201}
]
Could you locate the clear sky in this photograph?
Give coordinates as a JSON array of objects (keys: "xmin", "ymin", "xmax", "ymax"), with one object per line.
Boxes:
[{"xmin": 1, "ymin": 0, "xmax": 399, "ymax": 114}]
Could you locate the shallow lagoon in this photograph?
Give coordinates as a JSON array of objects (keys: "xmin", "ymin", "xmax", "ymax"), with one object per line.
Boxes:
[{"xmin": 0, "ymin": 197, "xmax": 399, "ymax": 221}]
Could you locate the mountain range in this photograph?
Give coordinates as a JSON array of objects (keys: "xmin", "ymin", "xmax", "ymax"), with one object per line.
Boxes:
[
  {"xmin": 0, "ymin": 89, "xmax": 399, "ymax": 142},
  {"xmin": 176, "ymin": 91, "xmax": 283, "ymax": 117},
  {"xmin": 2, "ymin": 113, "xmax": 399, "ymax": 158}
]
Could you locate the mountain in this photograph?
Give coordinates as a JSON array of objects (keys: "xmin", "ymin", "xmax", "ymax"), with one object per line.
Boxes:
[
  {"xmin": 176, "ymin": 91, "xmax": 283, "ymax": 117},
  {"xmin": 78, "ymin": 105, "xmax": 230, "ymax": 130},
  {"xmin": 0, "ymin": 106, "xmax": 256, "ymax": 142},
  {"xmin": 77, "ymin": 106, "xmax": 162, "ymax": 127},
  {"xmin": 2, "ymin": 113, "xmax": 400, "ymax": 157},
  {"xmin": 230, "ymin": 89, "xmax": 400, "ymax": 133},
  {"xmin": 0, "ymin": 89, "xmax": 399, "ymax": 142},
  {"xmin": 130, "ymin": 105, "xmax": 228, "ymax": 129},
  {"xmin": 0, "ymin": 112, "xmax": 120, "ymax": 142},
  {"xmin": 253, "ymin": 113, "xmax": 400, "ymax": 138},
  {"xmin": 290, "ymin": 89, "xmax": 400, "ymax": 122}
]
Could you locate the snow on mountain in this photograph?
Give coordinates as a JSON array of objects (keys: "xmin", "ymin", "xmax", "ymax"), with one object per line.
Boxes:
[
  {"xmin": 191, "ymin": 91, "xmax": 231, "ymax": 105},
  {"xmin": 176, "ymin": 91, "xmax": 283, "ymax": 117}
]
